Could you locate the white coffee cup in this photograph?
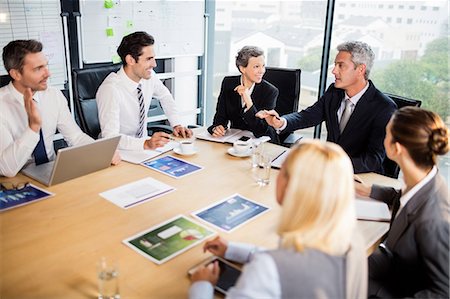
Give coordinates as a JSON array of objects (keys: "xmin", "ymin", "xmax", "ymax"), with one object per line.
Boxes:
[
  {"xmin": 179, "ymin": 140, "xmax": 195, "ymax": 154},
  {"xmin": 233, "ymin": 140, "xmax": 251, "ymax": 154}
]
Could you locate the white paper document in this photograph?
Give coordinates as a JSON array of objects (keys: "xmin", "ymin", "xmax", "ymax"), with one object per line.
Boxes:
[
  {"xmin": 196, "ymin": 129, "xmax": 255, "ymax": 143},
  {"xmin": 355, "ymin": 198, "xmax": 391, "ymax": 222},
  {"xmin": 271, "ymin": 149, "xmax": 290, "ymax": 169},
  {"xmin": 100, "ymin": 177, "xmax": 175, "ymax": 209},
  {"xmin": 119, "ymin": 141, "xmax": 177, "ymax": 164}
]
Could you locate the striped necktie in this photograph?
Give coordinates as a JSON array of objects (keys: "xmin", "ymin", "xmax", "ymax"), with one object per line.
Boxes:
[
  {"xmin": 33, "ymin": 129, "xmax": 49, "ymax": 165},
  {"xmin": 136, "ymin": 84, "xmax": 146, "ymax": 138}
]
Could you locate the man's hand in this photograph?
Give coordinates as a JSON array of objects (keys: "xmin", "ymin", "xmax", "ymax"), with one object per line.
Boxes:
[
  {"xmin": 190, "ymin": 261, "xmax": 219, "ymax": 285},
  {"xmin": 203, "ymin": 236, "xmax": 228, "ymax": 257},
  {"xmin": 256, "ymin": 109, "xmax": 284, "ymax": 129},
  {"xmin": 212, "ymin": 125, "xmax": 227, "ymax": 137},
  {"xmin": 144, "ymin": 132, "xmax": 170, "ymax": 150},
  {"xmin": 234, "ymin": 84, "xmax": 253, "ymax": 109},
  {"xmin": 173, "ymin": 125, "xmax": 193, "ymax": 138},
  {"xmin": 111, "ymin": 150, "xmax": 121, "ymax": 165},
  {"xmin": 23, "ymin": 88, "xmax": 41, "ymax": 132}
]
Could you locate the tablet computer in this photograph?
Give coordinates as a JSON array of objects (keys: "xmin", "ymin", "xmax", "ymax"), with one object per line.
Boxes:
[{"xmin": 188, "ymin": 256, "xmax": 242, "ymax": 295}]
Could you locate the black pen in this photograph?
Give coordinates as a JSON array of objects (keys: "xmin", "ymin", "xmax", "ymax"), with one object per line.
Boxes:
[{"xmin": 354, "ymin": 178, "xmax": 362, "ymax": 183}]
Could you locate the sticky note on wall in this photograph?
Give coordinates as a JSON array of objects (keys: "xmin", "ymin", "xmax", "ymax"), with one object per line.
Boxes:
[
  {"xmin": 104, "ymin": 0, "xmax": 114, "ymax": 9},
  {"xmin": 106, "ymin": 27, "xmax": 114, "ymax": 37}
]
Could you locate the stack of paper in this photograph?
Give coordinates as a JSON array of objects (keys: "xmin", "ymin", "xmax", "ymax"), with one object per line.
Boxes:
[
  {"xmin": 355, "ymin": 197, "xmax": 391, "ymax": 222},
  {"xmin": 119, "ymin": 141, "xmax": 177, "ymax": 164},
  {"xmin": 196, "ymin": 129, "xmax": 255, "ymax": 143}
]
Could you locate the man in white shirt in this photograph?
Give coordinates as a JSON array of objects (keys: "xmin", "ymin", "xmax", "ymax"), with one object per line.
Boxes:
[
  {"xmin": 96, "ymin": 31, "xmax": 192, "ymax": 151},
  {"xmin": 0, "ymin": 40, "xmax": 120, "ymax": 178}
]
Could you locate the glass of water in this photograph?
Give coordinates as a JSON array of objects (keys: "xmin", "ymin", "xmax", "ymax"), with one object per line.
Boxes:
[
  {"xmin": 252, "ymin": 153, "xmax": 272, "ymax": 186},
  {"xmin": 97, "ymin": 257, "xmax": 120, "ymax": 299}
]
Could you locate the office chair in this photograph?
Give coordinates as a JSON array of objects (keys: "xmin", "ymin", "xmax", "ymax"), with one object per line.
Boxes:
[
  {"xmin": 0, "ymin": 74, "xmax": 12, "ymax": 88},
  {"xmin": 263, "ymin": 67, "xmax": 302, "ymax": 147},
  {"xmin": 382, "ymin": 93, "xmax": 422, "ymax": 178},
  {"xmin": 72, "ymin": 64, "xmax": 173, "ymax": 139}
]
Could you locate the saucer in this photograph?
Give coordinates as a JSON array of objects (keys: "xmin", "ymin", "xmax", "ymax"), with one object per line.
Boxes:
[
  {"xmin": 227, "ymin": 147, "xmax": 252, "ymax": 158},
  {"xmin": 174, "ymin": 147, "xmax": 197, "ymax": 156}
]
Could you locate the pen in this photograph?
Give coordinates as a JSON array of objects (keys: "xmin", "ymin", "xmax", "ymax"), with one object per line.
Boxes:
[
  {"xmin": 272, "ymin": 150, "xmax": 286, "ymax": 162},
  {"xmin": 354, "ymin": 178, "xmax": 362, "ymax": 183}
]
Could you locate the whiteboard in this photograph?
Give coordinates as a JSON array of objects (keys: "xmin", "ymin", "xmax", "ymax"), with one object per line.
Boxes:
[
  {"xmin": 80, "ymin": 0, "xmax": 205, "ymax": 64},
  {"xmin": 0, "ymin": 0, "xmax": 67, "ymax": 88}
]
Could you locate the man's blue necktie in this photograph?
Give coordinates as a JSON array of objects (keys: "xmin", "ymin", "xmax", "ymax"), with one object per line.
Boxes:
[{"xmin": 33, "ymin": 129, "xmax": 49, "ymax": 165}]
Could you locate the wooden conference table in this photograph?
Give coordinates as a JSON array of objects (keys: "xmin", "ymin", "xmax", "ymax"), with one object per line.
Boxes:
[{"xmin": 0, "ymin": 137, "xmax": 401, "ymax": 298}]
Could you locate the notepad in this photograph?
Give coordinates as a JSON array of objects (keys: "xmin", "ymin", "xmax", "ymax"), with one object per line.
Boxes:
[
  {"xmin": 355, "ymin": 198, "xmax": 391, "ymax": 222},
  {"xmin": 119, "ymin": 141, "xmax": 177, "ymax": 164}
]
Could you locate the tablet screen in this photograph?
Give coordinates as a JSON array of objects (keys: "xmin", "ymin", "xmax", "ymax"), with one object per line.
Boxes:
[{"xmin": 214, "ymin": 258, "xmax": 241, "ymax": 294}]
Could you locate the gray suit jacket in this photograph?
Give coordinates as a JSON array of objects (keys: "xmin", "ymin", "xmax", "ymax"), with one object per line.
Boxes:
[{"xmin": 368, "ymin": 174, "xmax": 449, "ymax": 298}]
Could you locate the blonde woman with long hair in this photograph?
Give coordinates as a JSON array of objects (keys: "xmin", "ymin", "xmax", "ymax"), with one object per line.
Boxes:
[{"xmin": 189, "ymin": 140, "xmax": 367, "ymax": 299}]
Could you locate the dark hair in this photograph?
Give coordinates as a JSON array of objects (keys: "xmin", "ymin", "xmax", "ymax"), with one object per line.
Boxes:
[
  {"xmin": 235, "ymin": 46, "xmax": 264, "ymax": 73},
  {"xmin": 117, "ymin": 31, "xmax": 154, "ymax": 66},
  {"xmin": 2, "ymin": 40, "xmax": 43, "ymax": 73},
  {"xmin": 390, "ymin": 106, "xmax": 449, "ymax": 169}
]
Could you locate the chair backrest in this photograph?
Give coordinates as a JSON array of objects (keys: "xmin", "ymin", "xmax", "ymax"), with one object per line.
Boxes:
[
  {"xmin": 72, "ymin": 64, "xmax": 121, "ymax": 138},
  {"xmin": 0, "ymin": 74, "xmax": 12, "ymax": 88},
  {"xmin": 263, "ymin": 67, "xmax": 301, "ymax": 116},
  {"xmin": 382, "ymin": 92, "xmax": 422, "ymax": 178},
  {"xmin": 263, "ymin": 67, "xmax": 301, "ymax": 145}
]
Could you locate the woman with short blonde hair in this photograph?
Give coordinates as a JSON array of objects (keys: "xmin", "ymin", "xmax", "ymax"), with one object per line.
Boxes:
[{"xmin": 189, "ymin": 140, "xmax": 366, "ymax": 299}]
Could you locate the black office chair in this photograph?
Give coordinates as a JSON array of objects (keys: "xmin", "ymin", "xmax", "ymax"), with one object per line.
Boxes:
[
  {"xmin": 263, "ymin": 67, "xmax": 302, "ymax": 147},
  {"xmin": 382, "ymin": 93, "xmax": 422, "ymax": 178},
  {"xmin": 72, "ymin": 64, "xmax": 173, "ymax": 139},
  {"xmin": 0, "ymin": 74, "xmax": 12, "ymax": 88}
]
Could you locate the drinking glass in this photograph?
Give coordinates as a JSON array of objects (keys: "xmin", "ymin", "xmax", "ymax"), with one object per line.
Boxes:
[{"xmin": 97, "ymin": 257, "xmax": 120, "ymax": 299}]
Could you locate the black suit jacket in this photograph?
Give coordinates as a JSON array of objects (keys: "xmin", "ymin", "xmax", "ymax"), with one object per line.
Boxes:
[
  {"xmin": 283, "ymin": 81, "xmax": 396, "ymax": 173},
  {"xmin": 208, "ymin": 76, "xmax": 279, "ymax": 141},
  {"xmin": 368, "ymin": 173, "xmax": 449, "ymax": 298}
]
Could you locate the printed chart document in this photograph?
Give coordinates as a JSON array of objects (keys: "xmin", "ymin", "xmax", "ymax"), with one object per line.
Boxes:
[
  {"xmin": 141, "ymin": 156, "xmax": 203, "ymax": 179},
  {"xmin": 192, "ymin": 194, "xmax": 270, "ymax": 232},
  {"xmin": 119, "ymin": 141, "xmax": 177, "ymax": 164},
  {"xmin": 123, "ymin": 215, "xmax": 215, "ymax": 264},
  {"xmin": 99, "ymin": 177, "xmax": 175, "ymax": 209},
  {"xmin": 355, "ymin": 197, "xmax": 391, "ymax": 222},
  {"xmin": 0, "ymin": 184, "xmax": 54, "ymax": 212},
  {"xmin": 196, "ymin": 129, "xmax": 255, "ymax": 144}
]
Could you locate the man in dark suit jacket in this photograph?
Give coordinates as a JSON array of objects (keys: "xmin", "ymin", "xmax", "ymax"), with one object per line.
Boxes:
[
  {"xmin": 368, "ymin": 174, "xmax": 449, "ymax": 298},
  {"xmin": 258, "ymin": 41, "xmax": 396, "ymax": 173},
  {"xmin": 208, "ymin": 46, "xmax": 279, "ymax": 142}
]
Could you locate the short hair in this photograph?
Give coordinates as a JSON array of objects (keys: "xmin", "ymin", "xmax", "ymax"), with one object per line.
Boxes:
[
  {"xmin": 117, "ymin": 31, "xmax": 154, "ymax": 65},
  {"xmin": 390, "ymin": 106, "xmax": 449, "ymax": 169},
  {"xmin": 235, "ymin": 46, "xmax": 264, "ymax": 73},
  {"xmin": 337, "ymin": 41, "xmax": 375, "ymax": 80},
  {"xmin": 2, "ymin": 40, "xmax": 43, "ymax": 73},
  {"xmin": 277, "ymin": 140, "xmax": 356, "ymax": 255}
]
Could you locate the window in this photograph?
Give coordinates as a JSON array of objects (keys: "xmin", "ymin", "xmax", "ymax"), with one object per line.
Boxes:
[
  {"xmin": 207, "ymin": 1, "xmax": 327, "ymax": 139},
  {"xmin": 397, "ymin": 17, "xmax": 402, "ymax": 24},
  {"xmin": 407, "ymin": 18, "xmax": 413, "ymax": 24}
]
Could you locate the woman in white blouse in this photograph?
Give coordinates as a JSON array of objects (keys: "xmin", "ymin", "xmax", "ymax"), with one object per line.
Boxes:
[{"xmin": 189, "ymin": 140, "xmax": 367, "ymax": 299}]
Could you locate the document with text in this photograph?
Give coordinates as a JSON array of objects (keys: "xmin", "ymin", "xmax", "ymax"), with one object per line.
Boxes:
[
  {"xmin": 99, "ymin": 177, "xmax": 175, "ymax": 209},
  {"xmin": 119, "ymin": 141, "xmax": 177, "ymax": 164},
  {"xmin": 355, "ymin": 197, "xmax": 391, "ymax": 222},
  {"xmin": 196, "ymin": 129, "xmax": 255, "ymax": 144}
]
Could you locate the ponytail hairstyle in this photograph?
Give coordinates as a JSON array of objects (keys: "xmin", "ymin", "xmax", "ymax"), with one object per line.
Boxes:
[{"xmin": 390, "ymin": 106, "xmax": 449, "ymax": 169}]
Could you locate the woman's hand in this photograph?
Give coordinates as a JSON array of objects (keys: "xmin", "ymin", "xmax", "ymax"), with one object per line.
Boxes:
[
  {"xmin": 203, "ymin": 236, "xmax": 228, "ymax": 257},
  {"xmin": 212, "ymin": 125, "xmax": 226, "ymax": 137},
  {"xmin": 190, "ymin": 261, "xmax": 219, "ymax": 285},
  {"xmin": 354, "ymin": 175, "xmax": 372, "ymax": 198}
]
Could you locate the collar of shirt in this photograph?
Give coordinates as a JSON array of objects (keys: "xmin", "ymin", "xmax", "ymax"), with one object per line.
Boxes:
[
  {"xmin": 117, "ymin": 66, "xmax": 141, "ymax": 94},
  {"xmin": 338, "ymin": 82, "xmax": 369, "ymax": 120},
  {"xmin": 240, "ymin": 76, "xmax": 255, "ymax": 108},
  {"xmin": 397, "ymin": 166, "xmax": 437, "ymax": 216},
  {"xmin": 7, "ymin": 82, "xmax": 42, "ymax": 105}
]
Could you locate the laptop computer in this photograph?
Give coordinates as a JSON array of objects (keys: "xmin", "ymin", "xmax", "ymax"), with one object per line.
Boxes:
[{"xmin": 22, "ymin": 136, "xmax": 121, "ymax": 186}]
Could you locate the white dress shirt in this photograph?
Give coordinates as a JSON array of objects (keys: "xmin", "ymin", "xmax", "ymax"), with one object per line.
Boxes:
[
  {"xmin": 189, "ymin": 242, "xmax": 281, "ymax": 299},
  {"xmin": 0, "ymin": 82, "xmax": 93, "ymax": 177},
  {"xmin": 96, "ymin": 67, "xmax": 182, "ymax": 151},
  {"xmin": 396, "ymin": 166, "xmax": 437, "ymax": 217}
]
